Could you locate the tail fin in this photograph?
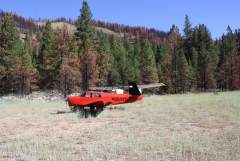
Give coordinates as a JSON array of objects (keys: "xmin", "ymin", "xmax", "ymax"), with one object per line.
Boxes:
[{"xmin": 128, "ymin": 82, "xmax": 142, "ymax": 96}]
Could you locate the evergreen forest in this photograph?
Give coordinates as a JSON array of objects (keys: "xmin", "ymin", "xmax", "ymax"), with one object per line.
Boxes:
[{"xmin": 0, "ymin": 1, "xmax": 240, "ymax": 96}]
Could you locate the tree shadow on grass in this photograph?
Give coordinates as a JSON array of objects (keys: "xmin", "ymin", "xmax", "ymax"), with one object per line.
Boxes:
[
  {"xmin": 108, "ymin": 105, "xmax": 126, "ymax": 111},
  {"xmin": 50, "ymin": 109, "xmax": 103, "ymax": 119},
  {"xmin": 50, "ymin": 110, "xmax": 74, "ymax": 115}
]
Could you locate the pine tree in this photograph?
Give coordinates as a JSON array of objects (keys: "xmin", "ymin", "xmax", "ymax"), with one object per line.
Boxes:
[
  {"xmin": 96, "ymin": 32, "xmax": 110, "ymax": 85},
  {"xmin": 188, "ymin": 64, "xmax": 196, "ymax": 90},
  {"xmin": 0, "ymin": 17, "xmax": 4, "ymax": 82},
  {"xmin": 166, "ymin": 25, "xmax": 181, "ymax": 93},
  {"xmin": 183, "ymin": 15, "xmax": 192, "ymax": 40},
  {"xmin": 183, "ymin": 15, "xmax": 193, "ymax": 64},
  {"xmin": 177, "ymin": 49, "xmax": 190, "ymax": 92},
  {"xmin": 133, "ymin": 40, "xmax": 141, "ymax": 82},
  {"xmin": 189, "ymin": 47, "xmax": 198, "ymax": 89},
  {"xmin": 108, "ymin": 54, "xmax": 121, "ymax": 85},
  {"xmin": 197, "ymin": 42, "xmax": 208, "ymax": 90},
  {"xmin": 76, "ymin": 0, "xmax": 96, "ymax": 52},
  {"xmin": 125, "ymin": 42, "xmax": 140, "ymax": 82},
  {"xmin": 53, "ymin": 27, "xmax": 74, "ymax": 70},
  {"xmin": 140, "ymin": 39, "xmax": 158, "ymax": 84},
  {"xmin": 110, "ymin": 39, "xmax": 127, "ymax": 84},
  {"xmin": 76, "ymin": 1, "xmax": 98, "ymax": 90},
  {"xmin": 37, "ymin": 20, "xmax": 54, "ymax": 89},
  {"xmin": 155, "ymin": 45, "xmax": 162, "ymax": 81},
  {"xmin": 159, "ymin": 44, "xmax": 172, "ymax": 93},
  {"xmin": 14, "ymin": 35, "xmax": 37, "ymax": 95},
  {"xmin": 0, "ymin": 14, "xmax": 21, "ymax": 94},
  {"xmin": 192, "ymin": 25, "xmax": 218, "ymax": 90},
  {"xmin": 59, "ymin": 58, "xmax": 81, "ymax": 97},
  {"xmin": 53, "ymin": 27, "xmax": 81, "ymax": 95},
  {"xmin": 80, "ymin": 49, "xmax": 98, "ymax": 90},
  {"xmin": 218, "ymin": 26, "xmax": 238, "ymax": 89},
  {"xmin": 191, "ymin": 47, "xmax": 198, "ymax": 69}
]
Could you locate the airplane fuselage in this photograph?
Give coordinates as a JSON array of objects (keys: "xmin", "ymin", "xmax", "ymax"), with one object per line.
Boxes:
[{"xmin": 67, "ymin": 91, "xmax": 143, "ymax": 108}]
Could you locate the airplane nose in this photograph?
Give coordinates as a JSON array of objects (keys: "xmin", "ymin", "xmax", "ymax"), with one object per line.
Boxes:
[{"xmin": 66, "ymin": 96, "xmax": 72, "ymax": 106}]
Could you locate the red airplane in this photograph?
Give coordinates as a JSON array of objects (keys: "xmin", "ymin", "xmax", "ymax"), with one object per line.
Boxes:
[{"xmin": 67, "ymin": 82, "xmax": 165, "ymax": 118}]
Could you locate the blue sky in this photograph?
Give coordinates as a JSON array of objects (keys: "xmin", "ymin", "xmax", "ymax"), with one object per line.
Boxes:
[{"xmin": 1, "ymin": 0, "xmax": 240, "ymax": 38}]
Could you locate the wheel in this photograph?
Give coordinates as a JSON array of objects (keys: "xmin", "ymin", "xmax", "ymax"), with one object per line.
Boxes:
[
  {"xmin": 97, "ymin": 107, "xmax": 104, "ymax": 113},
  {"xmin": 84, "ymin": 109, "xmax": 89, "ymax": 118},
  {"xmin": 78, "ymin": 108, "xmax": 85, "ymax": 118},
  {"xmin": 70, "ymin": 106, "xmax": 77, "ymax": 112},
  {"xmin": 90, "ymin": 106, "xmax": 97, "ymax": 117},
  {"xmin": 96, "ymin": 107, "xmax": 104, "ymax": 116}
]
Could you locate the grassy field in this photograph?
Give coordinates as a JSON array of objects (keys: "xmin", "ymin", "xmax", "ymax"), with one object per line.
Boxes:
[{"xmin": 0, "ymin": 91, "xmax": 240, "ymax": 161}]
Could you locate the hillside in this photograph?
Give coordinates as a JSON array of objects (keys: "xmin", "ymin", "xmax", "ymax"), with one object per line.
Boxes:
[
  {"xmin": 35, "ymin": 21, "xmax": 124, "ymax": 37},
  {"xmin": 0, "ymin": 91, "xmax": 240, "ymax": 161},
  {"xmin": 0, "ymin": 11, "xmax": 167, "ymax": 44}
]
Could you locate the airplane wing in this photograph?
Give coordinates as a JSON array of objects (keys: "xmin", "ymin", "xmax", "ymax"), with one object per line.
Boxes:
[
  {"xmin": 138, "ymin": 83, "xmax": 166, "ymax": 89},
  {"xmin": 90, "ymin": 83, "xmax": 165, "ymax": 91},
  {"xmin": 90, "ymin": 86, "xmax": 119, "ymax": 91}
]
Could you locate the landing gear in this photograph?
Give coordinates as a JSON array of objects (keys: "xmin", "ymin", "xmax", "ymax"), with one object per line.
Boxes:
[
  {"xmin": 74, "ymin": 106, "xmax": 104, "ymax": 118},
  {"xmin": 78, "ymin": 108, "xmax": 86, "ymax": 118},
  {"xmin": 96, "ymin": 107, "xmax": 104, "ymax": 115},
  {"xmin": 90, "ymin": 106, "xmax": 97, "ymax": 117},
  {"xmin": 70, "ymin": 106, "xmax": 77, "ymax": 112},
  {"xmin": 83, "ymin": 108, "xmax": 89, "ymax": 118}
]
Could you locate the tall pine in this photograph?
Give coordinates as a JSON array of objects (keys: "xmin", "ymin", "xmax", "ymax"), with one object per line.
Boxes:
[
  {"xmin": 96, "ymin": 32, "xmax": 110, "ymax": 85},
  {"xmin": 219, "ymin": 26, "xmax": 239, "ymax": 89},
  {"xmin": 53, "ymin": 27, "xmax": 81, "ymax": 96},
  {"xmin": 14, "ymin": 34, "xmax": 37, "ymax": 95},
  {"xmin": 140, "ymin": 39, "xmax": 158, "ymax": 84},
  {"xmin": 109, "ymin": 39, "xmax": 127, "ymax": 84},
  {"xmin": 37, "ymin": 21, "xmax": 55, "ymax": 89},
  {"xmin": 0, "ymin": 14, "xmax": 21, "ymax": 94},
  {"xmin": 191, "ymin": 25, "xmax": 218, "ymax": 90},
  {"xmin": 176, "ymin": 49, "xmax": 190, "ymax": 92},
  {"xmin": 76, "ymin": 1, "xmax": 98, "ymax": 90}
]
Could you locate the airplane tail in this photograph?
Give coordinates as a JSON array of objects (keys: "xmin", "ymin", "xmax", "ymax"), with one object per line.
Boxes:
[{"xmin": 128, "ymin": 82, "xmax": 142, "ymax": 96}]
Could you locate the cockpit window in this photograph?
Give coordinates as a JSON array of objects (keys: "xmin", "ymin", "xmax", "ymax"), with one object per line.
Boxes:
[
  {"xmin": 92, "ymin": 93, "xmax": 101, "ymax": 97},
  {"xmin": 85, "ymin": 93, "xmax": 91, "ymax": 97},
  {"xmin": 80, "ymin": 92, "xmax": 101, "ymax": 97},
  {"xmin": 80, "ymin": 92, "xmax": 86, "ymax": 97}
]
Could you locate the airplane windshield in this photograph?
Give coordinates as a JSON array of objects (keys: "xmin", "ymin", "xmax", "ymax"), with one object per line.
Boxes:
[
  {"xmin": 92, "ymin": 93, "xmax": 101, "ymax": 97},
  {"xmin": 80, "ymin": 92, "xmax": 101, "ymax": 97},
  {"xmin": 80, "ymin": 92, "xmax": 86, "ymax": 97},
  {"xmin": 85, "ymin": 93, "xmax": 91, "ymax": 97}
]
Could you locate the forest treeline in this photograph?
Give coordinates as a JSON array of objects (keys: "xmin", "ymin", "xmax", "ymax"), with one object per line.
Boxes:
[{"xmin": 0, "ymin": 1, "xmax": 240, "ymax": 96}]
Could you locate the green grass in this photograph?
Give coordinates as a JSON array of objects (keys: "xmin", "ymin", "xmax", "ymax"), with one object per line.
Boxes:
[{"xmin": 0, "ymin": 91, "xmax": 240, "ymax": 161}]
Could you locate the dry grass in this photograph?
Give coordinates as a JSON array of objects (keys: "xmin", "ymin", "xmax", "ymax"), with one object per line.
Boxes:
[{"xmin": 0, "ymin": 91, "xmax": 240, "ymax": 161}]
